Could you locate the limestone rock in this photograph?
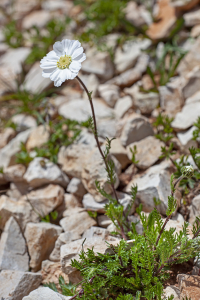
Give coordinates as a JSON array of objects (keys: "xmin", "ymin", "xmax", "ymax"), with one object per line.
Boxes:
[
  {"xmin": 172, "ymin": 102, "xmax": 200, "ymax": 130},
  {"xmin": 67, "ymin": 178, "xmax": 87, "ymax": 198},
  {"xmin": 184, "ymin": 7, "xmax": 200, "ymax": 27},
  {"xmin": 114, "ymin": 96, "xmax": 133, "ymax": 119},
  {"xmin": 177, "ymin": 126, "xmax": 198, "ymax": 151},
  {"xmin": 22, "ymin": 184, "xmax": 64, "ymax": 217},
  {"xmin": 0, "ymin": 216, "xmax": 29, "ymax": 271},
  {"xmin": 22, "ymin": 10, "xmax": 51, "ymax": 29},
  {"xmin": 0, "ymin": 129, "xmax": 32, "ymax": 168},
  {"xmin": 25, "ymin": 222, "xmax": 62, "ymax": 271},
  {"xmin": 81, "ymin": 73, "xmax": 100, "ymax": 98},
  {"xmin": 4, "ymin": 164, "xmax": 26, "ymax": 182},
  {"xmin": 186, "ymin": 90, "xmax": 200, "ymax": 105},
  {"xmin": 124, "ymin": 161, "xmax": 172, "ymax": 215},
  {"xmin": 82, "ymin": 226, "xmax": 119, "ymax": 242},
  {"xmin": 170, "ymin": 0, "xmax": 199, "ymax": 10},
  {"xmin": 0, "ymin": 195, "xmax": 39, "ymax": 231},
  {"xmin": 188, "ymin": 194, "xmax": 200, "ymax": 225},
  {"xmin": 191, "ymin": 24, "xmax": 200, "ymax": 38},
  {"xmin": 60, "ymin": 211, "xmax": 96, "ymax": 235},
  {"xmin": 97, "ymin": 119, "xmax": 117, "ymax": 138},
  {"xmin": 41, "ymin": 260, "xmax": 69, "ymax": 289},
  {"xmin": 127, "ymin": 136, "xmax": 164, "ymax": 169},
  {"xmin": 0, "ymin": 127, "xmax": 15, "ymax": 149},
  {"xmin": 114, "ymin": 39, "xmax": 151, "ymax": 74},
  {"xmin": 109, "ymin": 138, "xmax": 131, "ymax": 169},
  {"xmin": 163, "ymin": 286, "xmax": 180, "ymax": 300},
  {"xmin": 0, "ymin": 270, "xmax": 42, "ymax": 300},
  {"xmin": 82, "ymin": 193, "xmax": 108, "ymax": 213},
  {"xmin": 98, "ymin": 84, "xmax": 120, "ymax": 107},
  {"xmin": 82, "ymin": 48, "xmax": 114, "ymax": 81},
  {"xmin": 81, "ymin": 147, "xmax": 121, "ymax": 202},
  {"xmin": 120, "ymin": 113, "xmax": 154, "ymax": 147},
  {"xmin": 22, "ymin": 287, "xmax": 71, "ymax": 300},
  {"xmin": 12, "ymin": 114, "xmax": 37, "ymax": 131},
  {"xmin": 125, "ymin": 1, "xmax": 152, "ymax": 27},
  {"xmin": 24, "ymin": 157, "xmax": 69, "ymax": 188},
  {"xmin": 97, "ymin": 215, "xmax": 112, "ymax": 228},
  {"xmin": 26, "ymin": 125, "xmax": 50, "ymax": 151},
  {"xmin": 58, "ymin": 144, "xmax": 91, "ymax": 178},
  {"xmin": 178, "ymin": 274, "xmax": 200, "ymax": 300}
]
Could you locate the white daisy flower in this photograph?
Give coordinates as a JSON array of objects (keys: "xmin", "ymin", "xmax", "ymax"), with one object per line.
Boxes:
[{"xmin": 40, "ymin": 39, "xmax": 86, "ymax": 87}]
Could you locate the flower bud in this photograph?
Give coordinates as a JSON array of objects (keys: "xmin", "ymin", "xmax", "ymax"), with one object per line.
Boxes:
[{"xmin": 181, "ymin": 165, "xmax": 194, "ymax": 178}]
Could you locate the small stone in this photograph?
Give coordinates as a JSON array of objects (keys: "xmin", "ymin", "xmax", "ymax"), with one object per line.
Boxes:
[
  {"xmin": 125, "ymin": 84, "xmax": 159, "ymax": 114},
  {"xmin": 147, "ymin": 0, "xmax": 177, "ymax": 40},
  {"xmin": 172, "ymin": 102, "xmax": 200, "ymax": 130},
  {"xmin": 6, "ymin": 182, "xmax": 29, "ymax": 201},
  {"xmin": 26, "ymin": 125, "xmax": 50, "ymax": 151},
  {"xmin": 163, "ymin": 286, "xmax": 180, "ymax": 300},
  {"xmin": 0, "ymin": 129, "xmax": 32, "ymax": 168},
  {"xmin": 25, "ymin": 222, "xmax": 62, "ymax": 271},
  {"xmin": 184, "ymin": 7, "xmax": 200, "ymax": 27},
  {"xmin": 177, "ymin": 126, "xmax": 198, "ymax": 151},
  {"xmin": 188, "ymin": 194, "xmax": 200, "ymax": 225},
  {"xmin": 191, "ymin": 24, "xmax": 200, "ymax": 38},
  {"xmin": 124, "ymin": 161, "xmax": 172, "ymax": 215},
  {"xmin": 178, "ymin": 274, "xmax": 200, "ymax": 300},
  {"xmin": 170, "ymin": 0, "xmax": 199, "ymax": 10},
  {"xmin": 0, "ymin": 216, "xmax": 29, "ymax": 271},
  {"xmin": 0, "ymin": 270, "xmax": 42, "ymax": 300},
  {"xmin": 58, "ymin": 144, "xmax": 91, "ymax": 178},
  {"xmin": 108, "ymin": 54, "xmax": 149, "ymax": 87},
  {"xmin": 81, "ymin": 73, "xmax": 100, "ymax": 98},
  {"xmin": 60, "ymin": 211, "xmax": 96, "ymax": 236},
  {"xmin": 127, "ymin": 136, "xmax": 164, "ymax": 170},
  {"xmin": 81, "ymin": 147, "xmax": 121, "ymax": 202},
  {"xmin": 183, "ymin": 67, "xmax": 200, "ymax": 100},
  {"xmin": 0, "ymin": 195, "xmax": 39, "ymax": 231},
  {"xmin": 76, "ymin": 128, "xmax": 97, "ymax": 148},
  {"xmin": 114, "ymin": 39, "xmax": 151, "ymax": 74},
  {"xmin": 41, "ymin": 260, "xmax": 69, "ymax": 289},
  {"xmin": 97, "ymin": 215, "xmax": 112, "ymax": 228},
  {"xmin": 11, "ymin": 114, "xmax": 37, "ymax": 131},
  {"xmin": 97, "ymin": 119, "xmax": 117, "ymax": 138},
  {"xmin": 0, "ymin": 127, "xmax": 15, "ymax": 149},
  {"xmin": 82, "ymin": 193, "xmax": 108, "ymax": 213},
  {"xmin": 120, "ymin": 113, "xmax": 154, "ymax": 147},
  {"xmin": 22, "ymin": 10, "xmax": 52, "ymax": 29},
  {"xmin": 109, "ymin": 138, "xmax": 131, "ymax": 169},
  {"xmin": 125, "ymin": 1, "xmax": 152, "ymax": 27},
  {"xmin": 67, "ymin": 178, "xmax": 87, "ymax": 198},
  {"xmin": 98, "ymin": 84, "xmax": 120, "ymax": 107},
  {"xmin": 114, "ymin": 96, "xmax": 133, "ymax": 119},
  {"xmin": 3, "ymin": 164, "xmax": 26, "ymax": 182},
  {"xmin": 82, "ymin": 226, "xmax": 119, "ymax": 242},
  {"xmin": 22, "ymin": 287, "xmax": 71, "ymax": 300},
  {"xmin": 186, "ymin": 90, "xmax": 200, "ymax": 105},
  {"xmin": 82, "ymin": 48, "xmax": 114, "ymax": 81},
  {"xmin": 24, "ymin": 157, "xmax": 69, "ymax": 188}
]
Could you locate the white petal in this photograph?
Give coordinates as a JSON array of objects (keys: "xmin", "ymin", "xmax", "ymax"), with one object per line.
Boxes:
[
  {"xmin": 72, "ymin": 47, "xmax": 83, "ymax": 59},
  {"xmin": 42, "ymin": 67, "xmax": 56, "ymax": 78},
  {"xmin": 59, "ymin": 69, "xmax": 71, "ymax": 81},
  {"xmin": 50, "ymin": 68, "xmax": 61, "ymax": 81},
  {"xmin": 74, "ymin": 53, "xmax": 86, "ymax": 63},
  {"xmin": 40, "ymin": 61, "xmax": 57, "ymax": 69},
  {"xmin": 69, "ymin": 60, "xmax": 81, "ymax": 73},
  {"xmin": 54, "ymin": 78, "xmax": 63, "ymax": 87},
  {"xmin": 62, "ymin": 39, "xmax": 73, "ymax": 53},
  {"xmin": 68, "ymin": 40, "xmax": 81, "ymax": 56},
  {"xmin": 46, "ymin": 50, "xmax": 59, "ymax": 61},
  {"xmin": 53, "ymin": 41, "xmax": 65, "ymax": 56}
]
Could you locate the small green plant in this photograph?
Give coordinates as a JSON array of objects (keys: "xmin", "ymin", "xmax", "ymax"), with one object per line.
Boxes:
[
  {"xmin": 153, "ymin": 113, "xmax": 175, "ymax": 144},
  {"xmin": 41, "ymin": 211, "xmax": 58, "ymax": 223},
  {"xmin": 129, "ymin": 145, "xmax": 139, "ymax": 165},
  {"xmin": 44, "ymin": 276, "xmax": 76, "ymax": 296},
  {"xmin": 3, "ymin": 20, "xmax": 24, "ymax": 48},
  {"xmin": 15, "ymin": 142, "xmax": 33, "ymax": 166},
  {"xmin": 193, "ymin": 117, "xmax": 200, "ymax": 141}
]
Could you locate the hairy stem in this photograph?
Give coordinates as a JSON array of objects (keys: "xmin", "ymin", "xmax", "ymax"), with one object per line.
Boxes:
[{"xmin": 76, "ymin": 76, "xmax": 130, "ymax": 238}]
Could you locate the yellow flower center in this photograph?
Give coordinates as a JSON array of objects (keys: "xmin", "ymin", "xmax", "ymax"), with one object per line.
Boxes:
[{"xmin": 57, "ymin": 55, "xmax": 72, "ymax": 69}]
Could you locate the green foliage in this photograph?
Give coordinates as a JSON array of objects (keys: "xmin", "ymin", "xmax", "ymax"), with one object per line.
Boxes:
[
  {"xmin": 44, "ymin": 276, "xmax": 76, "ymax": 296},
  {"xmin": 15, "ymin": 142, "xmax": 33, "ymax": 166},
  {"xmin": 193, "ymin": 117, "xmax": 200, "ymax": 141},
  {"xmin": 88, "ymin": 211, "xmax": 98, "ymax": 219},
  {"xmin": 153, "ymin": 114, "xmax": 175, "ymax": 144},
  {"xmin": 129, "ymin": 145, "xmax": 139, "ymax": 165},
  {"xmin": 41, "ymin": 211, "xmax": 58, "ymax": 223},
  {"xmin": 0, "ymin": 167, "xmax": 4, "ymax": 174},
  {"xmin": 3, "ymin": 20, "xmax": 24, "ymax": 48}
]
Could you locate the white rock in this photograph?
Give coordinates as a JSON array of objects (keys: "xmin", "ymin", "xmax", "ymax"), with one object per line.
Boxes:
[
  {"xmin": 183, "ymin": 7, "xmax": 200, "ymax": 27},
  {"xmin": 0, "ymin": 47, "xmax": 31, "ymax": 74},
  {"xmin": 114, "ymin": 39, "xmax": 151, "ymax": 74},
  {"xmin": 22, "ymin": 184, "xmax": 64, "ymax": 217},
  {"xmin": 81, "ymin": 147, "xmax": 121, "ymax": 202},
  {"xmin": 127, "ymin": 136, "xmax": 164, "ymax": 169},
  {"xmin": 4, "ymin": 164, "xmax": 26, "ymax": 182},
  {"xmin": 60, "ymin": 211, "xmax": 96, "ymax": 235},
  {"xmin": 125, "ymin": 1, "xmax": 152, "ymax": 27},
  {"xmin": 97, "ymin": 119, "xmax": 117, "ymax": 138},
  {"xmin": 177, "ymin": 126, "xmax": 198, "ymax": 150},
  {"xmin": 26, "ymin": 125, "xmax": 50, "ymax": 151},
  {"xmin": 82, "ymin": 48, "xmax": 114, "ymax": 80},
  {"xmin": 120, "ymin": 113, "xmax": 154, "ymax": 147},
  {"xmin": 11, "ymin": 114, "xmax": 37, "ymax": 131},
  {"xmin": 0, "ymin": 129, "xmax": 32, "ymax": 168},
  {"xmin": 163, "ymin": 286, "xmax": 180, "ymax": 300},
  {"xmin": 24, "ymin": 157, "xmax": 69, "ymax": 188},
  {"xmin": 22, "ymin": 10, "xmax": 52, "ymax": 29},
  {"xmin": 170, "ymin": 0, "xmax": 199, "ymax": 10},
  {"xmin": 82, "ymin": 226, "xmax": 119, "ymax": 242},
  {"xmin": 58, "ymin": 144, "xmax": 91, "ymax": 178},
  {"xmin": 22, "ymin": 287, "xmax": 71, "ymax": 300},
  {"xmin": 0, "ymin": 127, "xmax": 15, "ymax": 149},
  {"xmin": 82, "ymin": 193, "xmax": 108, "ymax": 213},
  {"xmin": 25, "ymin": 222, "xmax": 62, "ymax": 271},
  {"xmin": 114, "ymin": 95, "xmax": 133, "ymax": 119},
  {"xmin": 97, "ymin": 215, "xmax": 112, "ymax": 228},
  {"xmin": 182, "ymin": 68, "xmax": 200, "ymax": 99},
  {"xmin": 80, "ymin": 73, "xmax": 100, "ymax": 98},
  {"xmin": 191, "ymin": 24, "xmax": 200, "ymax": 38},
  {"xmin": 109, "ymin": 138, "xmax": 131, "ymax": 169},
  {"xmin": 186, "ymin": 90, "xmax": 200, "ymax": 105},
  {"xmin": 76, "ymin": 128, "xmax": 97, "ymax": 148},
  {"xmin": 125, "ymin": 84, "xmax": 159, "ymax": 114},
  {"xmin": 189, "ymin": 194, "xmax": 200, "ymax": 225},
  {"xmin": 172, "ymin": 102, "xmax": 200, "ymax": 130},
  {"xmin": 67, "ymin": 178, "xmax": 87, "ymax": 198},
  {"xmin": 124, "ymin": 161, "xmax": 172, "ymax": 215},
  {"xmin": 0, "ymin": 195, "xmax": 39, "ymax": 231},
  {"xmin": 22, "ymin": 62, "xmax": 52, "ymax": 94},
  {"xmin": 0, "ymin": 216, "xmax": 29, "ymax": 271},
  {"xmin": 0, "ymin": 270, "xmax": 42, "ymax": 300},
  {"xmin": 98, "ymin": 84, "xmax": 120, "ymax": 107}
]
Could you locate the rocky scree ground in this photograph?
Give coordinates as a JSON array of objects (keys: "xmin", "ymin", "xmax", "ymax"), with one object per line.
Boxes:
[{"xmin": 1, "ymin": 0, "xmax": 200, "ymax": 299}]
